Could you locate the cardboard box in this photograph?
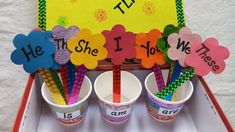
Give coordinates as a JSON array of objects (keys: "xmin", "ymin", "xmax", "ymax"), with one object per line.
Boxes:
[{"xmin": 12, "ymin": 70, "xmax": 233, "ymax": 132}]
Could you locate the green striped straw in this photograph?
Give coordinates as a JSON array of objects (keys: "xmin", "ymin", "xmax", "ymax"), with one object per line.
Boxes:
[{"xmin": 156, "ymin": 68, "xmax": 195, "ymax": 99}]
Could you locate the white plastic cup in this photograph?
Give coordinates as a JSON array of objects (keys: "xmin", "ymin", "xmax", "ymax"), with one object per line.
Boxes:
[
  {"xmin": 41, "ymin": 76, "xmax": 92, "ymax": 126},
  {"xmin": 94, "ymin": 71, "xmax": 142, "ymax": 124},
  {"xmin": 145, "ymin": 72, "xmax": 194, "ymax": 122}
]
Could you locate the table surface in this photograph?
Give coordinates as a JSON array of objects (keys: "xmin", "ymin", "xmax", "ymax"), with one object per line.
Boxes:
[{"xmin": 0, "ymin": 0, "xmax": 234, "ymax": 131}]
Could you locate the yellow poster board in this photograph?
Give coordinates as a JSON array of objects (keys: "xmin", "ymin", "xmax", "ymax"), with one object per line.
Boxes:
[{"xmin": 46, "ymin": 0, "xmax": 179, "ymax": 33}]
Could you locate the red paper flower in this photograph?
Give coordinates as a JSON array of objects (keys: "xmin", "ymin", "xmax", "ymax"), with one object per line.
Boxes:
[
  {"xmin": 185, "ymin": 38, "xmax": 229, "ymax": 76},
  {"xmin": 102, "ymin": 24, "xmax": 136, "ymax": 65}
]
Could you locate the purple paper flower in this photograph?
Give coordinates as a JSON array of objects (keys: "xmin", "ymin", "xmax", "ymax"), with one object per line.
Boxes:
[{"xmin": 52, "ymin": 25, "xmax": 79, "ymax": 65}]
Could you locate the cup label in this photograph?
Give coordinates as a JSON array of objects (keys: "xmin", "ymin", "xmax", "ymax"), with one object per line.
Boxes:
[
  {"xmin": 158, "ymin": 106, "xmax": 183, "ymax": 116},
  {"xmin": 106, "ymin": 108, "xmax": 131, "ymax": 118},
  {"xmin": 56, "ymin": 110, "xmax": 81, "ymax": 120}
]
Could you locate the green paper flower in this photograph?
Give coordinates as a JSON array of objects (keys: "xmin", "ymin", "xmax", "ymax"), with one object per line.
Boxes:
[{"xmin": 156, "ymin": 24, "xmax": 184, "ymax": 64}]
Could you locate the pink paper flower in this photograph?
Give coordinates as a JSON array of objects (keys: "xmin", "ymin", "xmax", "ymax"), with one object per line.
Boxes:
[
  {"xmin": 102, "ymin": 24, "xmax": 136, "ymax": 65},
  {"xmin": 185, "ymin": 38, "xmax": 230, "ymax": 76},
  {"xmin": 167, "ymin": 27, "xmax": 202, "ymax": 67}
]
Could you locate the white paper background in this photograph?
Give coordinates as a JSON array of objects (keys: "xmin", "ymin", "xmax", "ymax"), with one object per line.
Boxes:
[{"xmin": 0, "ymin": 0, "xmax": 234, "ymax": 131}]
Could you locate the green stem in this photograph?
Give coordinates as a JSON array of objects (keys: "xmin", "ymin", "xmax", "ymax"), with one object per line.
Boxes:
[
  {"xmin": 50, "ymin": 69, "xmax": 67, "ymax": 103},
  {"xmin": 156, "ymin": 68, "xmax": 195, "ymax": 99}
]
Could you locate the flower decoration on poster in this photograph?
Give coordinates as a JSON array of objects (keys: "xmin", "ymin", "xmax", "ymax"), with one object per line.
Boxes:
[
  {"xmin": 57, "ymin": 16, "xmax": 69, "ymax": 27},
  {"xmin": 167, "ymin": 27, "xmax": 202, "ymax": 67},
  {"xmin": 11, "ymin": 30, "xmax": 56, "ymax": 73},
  {"xmin": 67, "ymin": 29, "xmax": 108, "ymax": 69},
  {"xmin": 135, "ymin": 29, "xmax": 165, "ymax": 68},
  {"xmin": 95, "ymin": 9, "xmax": 107, "ymax": 23},
  {"xmin": 143, "ymin": 1, "xmax": 156, "ymax": 16},
  {"xmin": 185, "ymin": 38, "xmax": 229, "ymax": 76},
  {"xmin": 102, "ymin": 24, "xmax": 136, "ymax": 65}
]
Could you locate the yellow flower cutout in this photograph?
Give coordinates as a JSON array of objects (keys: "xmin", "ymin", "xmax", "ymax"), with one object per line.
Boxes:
[
  {"xmin": 68, "ymin": 29, "xmax": 108, "ymax": 69},
  {"xmin": 143, "ymin": 1, "xmax": 155, "ymax": 16}
]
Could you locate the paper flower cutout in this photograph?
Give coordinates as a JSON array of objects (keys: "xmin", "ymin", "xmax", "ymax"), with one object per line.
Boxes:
[
  {"xmin": 185, "ymin": 38, "xmax": 229, "ymax": 76},
  {"xmin": 33, "ymin": 28, "xmax": 61, "ymax": 69},
  {"xmin": 143, "ymin": 1, "xmax": 155, "ymax": 16},
  {"xmin": 157, "ymin": 24, "xmax": 184, "ymax": 63},
  {"xmin": 167, "ymin": 27, "xmax": 202, "ymax": 67},
  {"xmin": 57, "ymin": 16, "xmax": 69, "ymax": 27},
  {"xmin": 95, "ymin": 9, "xmax": 107, "ymax": 22},
  {"xmin": 68, "ymin": 29, "xmax": 108, "ymax": 69},
  {"xmin": 102, "ymin": 24, "xmax": 136, "ymax": 65},
  {"xmin": 135, "ymin": 29, "xmax": 165, "ymax": 68},
  {"xmin": 32, "ymin": 28, "xmax": 61, "ymax": 70},
  {"xmin": 52, "ymin": 25, "xmax": 79, "ymax": 65},
  {"xmin": 11, "ymin": 30, "xmax": 56, "ymax": 73}
]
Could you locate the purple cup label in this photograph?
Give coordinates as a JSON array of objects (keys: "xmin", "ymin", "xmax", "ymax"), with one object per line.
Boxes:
[
  {"xmin": 106, "ymin": 108, "xmax": 132, "ymax": 118},
  {"xmin": 158, "ymin": 106, "xmax": 183, "ymax": 116},
  {"xmin": 56, "ymin": 110, "xmax": 81, "ymax": 120}
]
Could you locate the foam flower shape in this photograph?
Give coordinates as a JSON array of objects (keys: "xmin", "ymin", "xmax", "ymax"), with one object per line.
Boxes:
[
  {"xmin": 167, "ymin": 27, "xmax": 202, "ymax": 67},
  {"xmin": 157, "ymin": 24, "xmax": 184, "ymax": 63},
  {"xmin": 67, "ymin": 29, "xmax": 108, "ymax": 69},
  {"xmin": 32, "ymin": 28, "xmax": 61, "ymax": 70},
  {"xmin": 135, "ymin": 29, "xmax": 165, "ymax": 68},
  {"xmin": 102, "ymin": 24, "xmax": 136, "ymax": 65},
  {"xmin": 11, "ymin": 30, "xmax": 56, "ymax": 73},
  {"xmin": 52, "ymin": 25, "xmax": 79, "ymax": 65},
  {"xmin": 185, "ymin": 38, "xmax": 229, "ymax": 76}
]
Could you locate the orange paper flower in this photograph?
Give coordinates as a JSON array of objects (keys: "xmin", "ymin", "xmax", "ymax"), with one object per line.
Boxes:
[
  {"xmin": 135, "ymin": 29, "xmax": 166, "ymax": 68},
  {"xmin": 95, "ymin": 9, "xmax": 107, "ymax": 23}
]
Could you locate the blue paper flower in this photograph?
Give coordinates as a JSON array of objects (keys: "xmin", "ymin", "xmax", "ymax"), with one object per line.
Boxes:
[
  {"xmin": 43, "ymin": 30, "xmax": 61, "ymax": 70},
  {"xmin": 51, "ymin": 60, "xmax": 61, "ymax": 70},
  {"xmin": 11, "ymin": 30, "xmax": 56, "ymax": 73}
]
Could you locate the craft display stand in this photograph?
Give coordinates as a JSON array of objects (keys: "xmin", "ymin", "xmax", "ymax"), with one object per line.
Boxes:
[
  {"xmin": 11, "ymin": 0, "xmax": 233, "ymax": 131},
  {"xmin": 12, "ymin": 65, "xmax": 233, "ymax": 132}
]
